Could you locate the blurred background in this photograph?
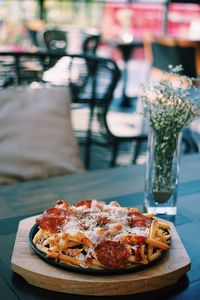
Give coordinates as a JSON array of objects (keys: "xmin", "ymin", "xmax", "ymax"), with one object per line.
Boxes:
[
  {"xmin": 0, "ymin": 0, "xmax": 199, "ymax": 172},
  {"xmin": 0, "ymin": 0, "xmax": 199, "ymax": 48}
]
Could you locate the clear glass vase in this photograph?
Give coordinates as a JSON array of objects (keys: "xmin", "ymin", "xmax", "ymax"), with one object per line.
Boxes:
[{"xmin": 144, "ymin": 128, "xmax": 182, "ymax": 219}]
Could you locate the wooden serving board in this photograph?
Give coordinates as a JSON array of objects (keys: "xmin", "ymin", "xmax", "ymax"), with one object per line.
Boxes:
[{"xmin": 11, "ymin": 216, "xmax": 191, "ymax": 296}]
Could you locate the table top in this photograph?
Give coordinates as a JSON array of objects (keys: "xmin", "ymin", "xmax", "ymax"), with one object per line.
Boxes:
[{"xmin": 0, "ymin": 153, "xmax": 200, "ymax": 300}]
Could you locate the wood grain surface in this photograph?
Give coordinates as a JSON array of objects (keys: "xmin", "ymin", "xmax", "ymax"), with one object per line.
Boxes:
[{"xmin": 11, "ymin": 216, "xmax": 191, "ymax": 296}]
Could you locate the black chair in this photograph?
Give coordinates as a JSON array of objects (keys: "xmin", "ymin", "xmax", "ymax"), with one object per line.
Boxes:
[
  {"xmin": 0, "ymin": 52, "xmax": 147, "ymax": 168},
  {"xmin": 68, "ymin": 54, "xmax": 147, "ymax": 168},
  {"xmin": 39, "ymin": 29, "xmax": 67, "ymax": 69},
  {"xmin": 0, "ymin": 54, "xmax": 43, "ymax": 87},
  {"xmin": 41, "ymin": 29, "xmax": 67, "ymax": 52},
  {"xmin": 143, "ymin": 33, "xmax": 200, "ymax": 84},
  {"xmin": 82, "ymin": 33, "xmax": 101, "ymax": 55},
  {"xmin": 0, "ymin": 52, "xmax": 68, "ymax": 88}
]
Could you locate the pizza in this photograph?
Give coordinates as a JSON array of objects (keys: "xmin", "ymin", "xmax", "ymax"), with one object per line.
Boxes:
[{"xmin": 32, "ymin": 199, "xmax": 171, "ymax": 270}]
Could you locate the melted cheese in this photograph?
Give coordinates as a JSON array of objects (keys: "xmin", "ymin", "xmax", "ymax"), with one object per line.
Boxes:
[
  {"xmin": 84, "ymin": 228, "xmax": 105, "ymax": 245},
  {"xmin": 63, "ymin": 218, "xmax": 79, "ymax": 234},
  {"xmin": 62, "ymin": 200, "xmax": 150, "ymax": 245}
]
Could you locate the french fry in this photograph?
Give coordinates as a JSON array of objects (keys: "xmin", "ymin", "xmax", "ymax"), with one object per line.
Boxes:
[
  {"xmin": 147, "ymin": 245, "xmax": 153, "ymax": 259},
  {"xmin": 35, "ymin": 243, "xmax": 50, "ymax": 255},
  {"xmin": 32, "ymin": 229, "xmax": 44, "ymax": 244},
  {"xmin": 59, "ymin": 254, "xmax": 80, "ymax": 266},
  {"xmin": 149, "ymin": 250, "xmax": 162, "ymax": 262},
  {"xmin": 142, "ymin": 213, "xmax": 154, "ymax": 218},
  {"xmin": 158, "ymin": 221, "xmax": 171, "ymax": 230},
  {"xmin": 146, "ymin": 238, "xmax": 170, "ymax": 250},
  {"xmin": 140, "ymin": 244, "xmax": 148, "ymax": 264},
  {"xmin": 149, "ymin": 220, "xmax": 158, "ymax": 239},
  {"xmin": 87, "ymin": 258, "xmax": 104, "ymax": 269}
]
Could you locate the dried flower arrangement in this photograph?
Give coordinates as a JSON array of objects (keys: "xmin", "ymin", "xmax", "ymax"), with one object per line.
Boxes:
[{"xmin": 141, "ymin": 65, "xmax": 200, "ymax": 201}]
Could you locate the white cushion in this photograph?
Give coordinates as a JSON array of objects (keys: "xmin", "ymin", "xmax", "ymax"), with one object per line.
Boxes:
[{"xmin": 0, "ymin": 83, "xmax": 84, "ymax": 184}]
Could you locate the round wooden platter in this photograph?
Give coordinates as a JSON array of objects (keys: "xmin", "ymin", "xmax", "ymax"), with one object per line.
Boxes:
[{"xmin": 11, "ymin": 216, "xmax": 191, "ymax": 296}]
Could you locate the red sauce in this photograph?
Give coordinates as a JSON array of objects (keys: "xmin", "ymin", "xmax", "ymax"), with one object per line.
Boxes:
[
  {"xmin": 75, "ymin": 200, "xmax": 93, "ymax": 208},
  {"xmin": 134, "ymin": 245, "xmax": 142, "ymax": 263},
  {"xmin": 79, "ymin": 221, "xmax": 89, "ymax": 230},
  {"xmin": 128, "ymin": 211, "xmax": 152, "ymax": 228},
  {"xmin": 55, "ymin": 200, "xmax": 71, "ymax": 213},
  {"xmin": 76, "ymin": 199, "xmax": 105, "ymax": 208},
  {"xmin": 122, "ymin": 235, "xmax": 146, "ymax": 245},
  {"xmin": 96, "ymin": 215, "xmax": 110, "ymax": 225}
]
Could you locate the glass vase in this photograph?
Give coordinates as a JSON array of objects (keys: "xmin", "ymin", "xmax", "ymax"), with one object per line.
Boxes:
[{"xmin": 144, "ymin": 128, "xmax": 182, "ymax": 219}]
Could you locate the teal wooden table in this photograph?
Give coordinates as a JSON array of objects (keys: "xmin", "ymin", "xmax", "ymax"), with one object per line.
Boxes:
[{"xmin": 0, "ymin": 153, "xmax": 199, "ymax": 299}]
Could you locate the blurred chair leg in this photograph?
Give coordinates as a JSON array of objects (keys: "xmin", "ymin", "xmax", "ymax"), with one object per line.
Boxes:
[
  {"xmin": 110, "ymin": 141, "xmax": 119, "ymax": 167},
  {"xmin": 84, "ymin": 105, "xmax": 95, "ymax": 169},
  {"xmin": 84, "ymin": 133, "xmax": 91, "ymax": 169},
  {"xmin": 132, "ymin": 140, "xmax": 142, "ymax": 164}
]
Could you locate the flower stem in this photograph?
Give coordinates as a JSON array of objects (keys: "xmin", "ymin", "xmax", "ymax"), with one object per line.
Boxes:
[{"xmin": 153, "ymin": 129, "xmax": 179, "ymax": 194}]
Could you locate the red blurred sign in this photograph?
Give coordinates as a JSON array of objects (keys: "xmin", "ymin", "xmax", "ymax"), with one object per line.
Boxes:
[
  {"xmin": 101, "ymin": 3, "xmax": 165, "ymax": 41},
  {"xmin": 101, "ymin": 2, "xmax": 200, "ymax": 41},
  {"xmin": 167, "ymin": 3, "xmax": 200, "ymax": 37}
]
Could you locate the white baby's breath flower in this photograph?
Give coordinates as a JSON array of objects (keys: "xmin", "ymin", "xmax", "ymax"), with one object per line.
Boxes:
[
  {"xmin": 140, "ymin": 66, "xmax": 200, "ymax": 132},
  {"xmin": 141, "ymin": 65, "xmax": 200, "ymax": 192}
]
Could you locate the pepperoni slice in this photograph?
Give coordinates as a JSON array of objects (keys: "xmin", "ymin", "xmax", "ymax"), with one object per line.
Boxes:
[
  {"xmin": 76, "ymin": 200, "xmax": 93, "ymax": 208},
  {"xmin": 36, "ymin": 208, "xmax": 67, "ymax": 233},
  {"xmin": 55, "ymin": 200, "xmax": 71, "ymax": 213},
  {"xmin": 119, "ymin": 234, "xmax": 146, "ymax": 245},
  {"xmin": 95, "ymin": 241, "xmax": 130, "ymax": 269},
  {"xmin": 76, "ymin": 199, "xmax": 105, "ymax": 209},
  {"xmin": 128, "ymin": 211, "xmax": 152, "ymax": 228}
]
